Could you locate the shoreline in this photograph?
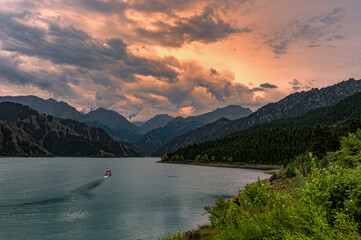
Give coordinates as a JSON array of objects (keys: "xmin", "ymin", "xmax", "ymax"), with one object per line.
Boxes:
[
  {"xmin": 159, "ymin": 161, "xmax": 280, "ymax": 239},
  {"xmin": 157, "ymin": 160, "xmax": 282, "ymax": 173}
]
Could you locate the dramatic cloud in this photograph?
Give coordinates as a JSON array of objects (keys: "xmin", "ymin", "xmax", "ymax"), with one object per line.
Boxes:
[
  {"xmin": 0, "ymin": 12, "xmax": 179, "ymax": 81},
  {"xmin": 93, "ymin": 62, "xmax": 273, "ymax": 118},
  {"xmin": 0, "ymin": 7, "xmax": 272, "ymax": 119},
  {"xmin": 134, "ymin": 7, "xmax": 251, "ymax": 47},
  {"xmin": 0, "ymin": 0, "xmax": 360, "ymax": 121}
]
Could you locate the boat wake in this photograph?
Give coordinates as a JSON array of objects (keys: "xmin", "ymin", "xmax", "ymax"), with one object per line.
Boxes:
[{"xmin": 0, "ymin": 178, "xmax": 104, "ymax": 208}]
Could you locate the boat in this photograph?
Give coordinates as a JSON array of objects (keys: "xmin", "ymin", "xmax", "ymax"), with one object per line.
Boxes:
[{"xmin": 104, "ymin": 168, "xmax": 112, "ymax": 178}]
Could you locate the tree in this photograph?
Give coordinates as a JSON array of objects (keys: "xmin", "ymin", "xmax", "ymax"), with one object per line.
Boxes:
[
  {"xmin": 349, "ymin": 118, "xmax": 361, "ymax": 133},
  {"xmin": 311, "ymin": 125, "xmax": 327, "ymax": 159}
]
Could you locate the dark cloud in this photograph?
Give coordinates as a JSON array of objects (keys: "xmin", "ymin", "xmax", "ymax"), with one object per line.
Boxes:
[
  {"xmin": 74, "ymin": 0, "xmax": 251, "ymax": 15},
  {"xmin": 135, "ymin": 7, "xmax": 251, "ymax": 47},
  {"xmin": 0, "ymin": 52, "xmax": 75, "ymax": 97},
  {"xmin": 73, "ymin": 0, "xmax": 128, "ymax": 14},
  {"xmin": 251, "ymin": 87, "xmax": 264, "ymax": 92},
  {"xmin": 0, "ymin": 9, "xmax": 262, "ymax": 119},
  {"xmin": 289, "ymin": 79, "xmax": 301, "ymax": 91},
  {"xmin": 289, "ymin": 79, "xmax": 312, "ymax": 92},
  {"xmin": 65, "ymin": 0, "xmax": 251, "ymax": 48},
  {"xmin": 0, "ymin": 11, "xmax": 179, "ymax": 84},
  {"xmin": 259, "ymin": 83, "xmax": 278, "ymax": 89}
]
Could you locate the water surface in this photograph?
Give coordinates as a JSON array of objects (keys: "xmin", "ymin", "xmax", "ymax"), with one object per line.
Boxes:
[{"xmin": 0, "ymin": 157, "xmax": 268, "ymax": 240}]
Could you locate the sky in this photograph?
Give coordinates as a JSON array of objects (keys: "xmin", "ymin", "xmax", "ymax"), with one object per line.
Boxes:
[{"xmin": 0, "ymin": 0, "xmax": 361, "ymax": 121}]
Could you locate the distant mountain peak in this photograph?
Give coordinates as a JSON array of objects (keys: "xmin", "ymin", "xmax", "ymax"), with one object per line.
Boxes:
[
  {"xmin": 136, "ymin": 104, "xmax": 253, "ymax": 154},
  {"xmin": 140, "ymin": 114, "xmax": 174, "ymax": 133}
]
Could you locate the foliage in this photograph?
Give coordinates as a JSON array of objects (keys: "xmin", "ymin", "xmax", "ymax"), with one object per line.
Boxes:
[
  {"xmin": 205, "ymin": 169, "xmax": 361, "ymax": 239},
  {"xmin": 178, "ymin": 129, "xmax": 361, "ymax": 239}
]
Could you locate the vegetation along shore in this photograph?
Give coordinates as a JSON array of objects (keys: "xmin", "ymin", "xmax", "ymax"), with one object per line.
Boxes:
[{"xmin": 159, "ymin": 127, "xmax": 361, "ymax": 239}]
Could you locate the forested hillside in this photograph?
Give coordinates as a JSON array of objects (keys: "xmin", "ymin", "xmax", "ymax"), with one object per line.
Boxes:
[
  {"xmin": 157, "ymin": 78, "xmax": 361, "ymax": 155},
  {"xmin": 162, "ymin": 91, "xmax": 361, "ymax": 165}
]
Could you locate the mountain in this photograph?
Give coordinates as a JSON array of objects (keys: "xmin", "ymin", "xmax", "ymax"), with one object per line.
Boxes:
[
  {"xmin": 0, "ymin": 95, "xmax": 144, "ymax": 143},
  {"xmin": 156, "ymin": 78, "xmax": 361, "ymax": 156},
  {"xmin": 136, "ymin": 105, "xmax": 252, "ymax": 154},
  {"xmin": 85, "ymin": 108, "xmax": 144, "ymax": 143},
  {"xmin": 163, "ymin": 91, "xmax": 361, "ymax": 165},
  {"xmin": 0, "ymin": 102, "xmax": 142, "ymax": 157},
  {"xmin": 0, "ymin": 95, "xmax": 84, "ymax": 120},
  {"xmin": 140, "ymin": 114, "xmax": 174, "ymax": 132}
]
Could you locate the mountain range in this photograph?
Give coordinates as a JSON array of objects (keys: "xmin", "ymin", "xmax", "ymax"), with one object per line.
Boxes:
[
  {"xmin": 0, "ymin": 96, "xmax": 144, "ymax": 143},
  {"xmin": 163, "ymin": 91, "xmax": 361, "ymax": 165},
  {"xmin": 0, "ymin": 95, "xmax": 253, "ymax": 153},
  {"xmin": 0, "ymin": 102, "xmax": 141, "ymax": 157},
  {"xmin": 136, "ymin": 105, "xmax": 253, "ymax": 154},
  {"xmin": 2, "ymin": 78, "xmax": 361, "ymax": 158},
  {"xmin": 155, "ymin": 78, "xmax": 361, "ymax": 156}
]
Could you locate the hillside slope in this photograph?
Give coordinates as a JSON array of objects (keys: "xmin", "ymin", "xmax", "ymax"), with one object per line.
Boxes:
[
  {"xmin": 157, "ymin": 78, "xmax": 361, "ymax": 155},
  {"xmin": 0, "ymin": 102, "xmax": 142, "ymax": 157},
  {"xmin": 0, "ymin": 95, "xmax": 144, "ymax": 143},
  {"xmin": 162, "ymin": 91, "xmax": 361, "ymax": 165},
  {"xmin": 85, "ymin": 108, "xmax": 144, "ymax": 143}
]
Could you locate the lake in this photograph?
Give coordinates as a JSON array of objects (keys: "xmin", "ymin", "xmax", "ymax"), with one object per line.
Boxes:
[{"xmin": 0, "ymin": 157, "xmax": 269, "ymax": 240}]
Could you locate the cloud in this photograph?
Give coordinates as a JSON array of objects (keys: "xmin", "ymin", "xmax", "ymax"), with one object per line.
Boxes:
[
  {"xmin": 134, "ymin": 7, "xmax": 251, "ymax": 47},
  {"xmin": 0, "ymin": 9, "xmax": 269, "ymax": 120},
  {"xmin": 259, "ymin": 83, "xmax": 278, "ymax": 89},
  {"xmin": 264, "ymin": 7, "xmax": 345, "ymax": 56},
  {"xmin": 89, "ymin": 61, "xmax": 276, "ymax": 119},
  {"xmin": 0, "ymin": 51, "xmax": 75, "ymax": 97},
  {"xmin": 288, "ymin": 79, "xmax": 313, "ymax": 92},
  {"xmin": 178, "ymin": 106, "xmax": 195, "ymax": 117},
  {"xmin": 0, "ymin": 12, "xmax": 180, "ymax": 81},
  {"xmin": 0, "ymin": 11, "xmax": 181, "ymax": 85},
  {"xmin": 251, "ymin": 87, "xmax": 264, "ymax": 92}
]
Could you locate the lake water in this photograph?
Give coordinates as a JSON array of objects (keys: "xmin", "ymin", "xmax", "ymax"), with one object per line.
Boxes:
[{"xmin": 0, "ymin": 157, "xmax": 269, "ymax": 240}]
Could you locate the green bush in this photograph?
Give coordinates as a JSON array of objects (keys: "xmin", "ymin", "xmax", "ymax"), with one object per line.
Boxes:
[{"xmin": 205, "ymin": 168, "xmax": 361, "ymax": 240}]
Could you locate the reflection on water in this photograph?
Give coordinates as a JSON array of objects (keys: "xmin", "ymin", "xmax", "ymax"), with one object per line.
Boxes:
[{"xmin": 0, "ymin": 157, "xmax": 269, "ymax": 240}]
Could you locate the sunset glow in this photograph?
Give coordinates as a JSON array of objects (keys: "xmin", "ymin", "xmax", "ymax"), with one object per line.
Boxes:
[{"xmin": 0, "ymin": 0, "xmax": 360, "ymax": 120}]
